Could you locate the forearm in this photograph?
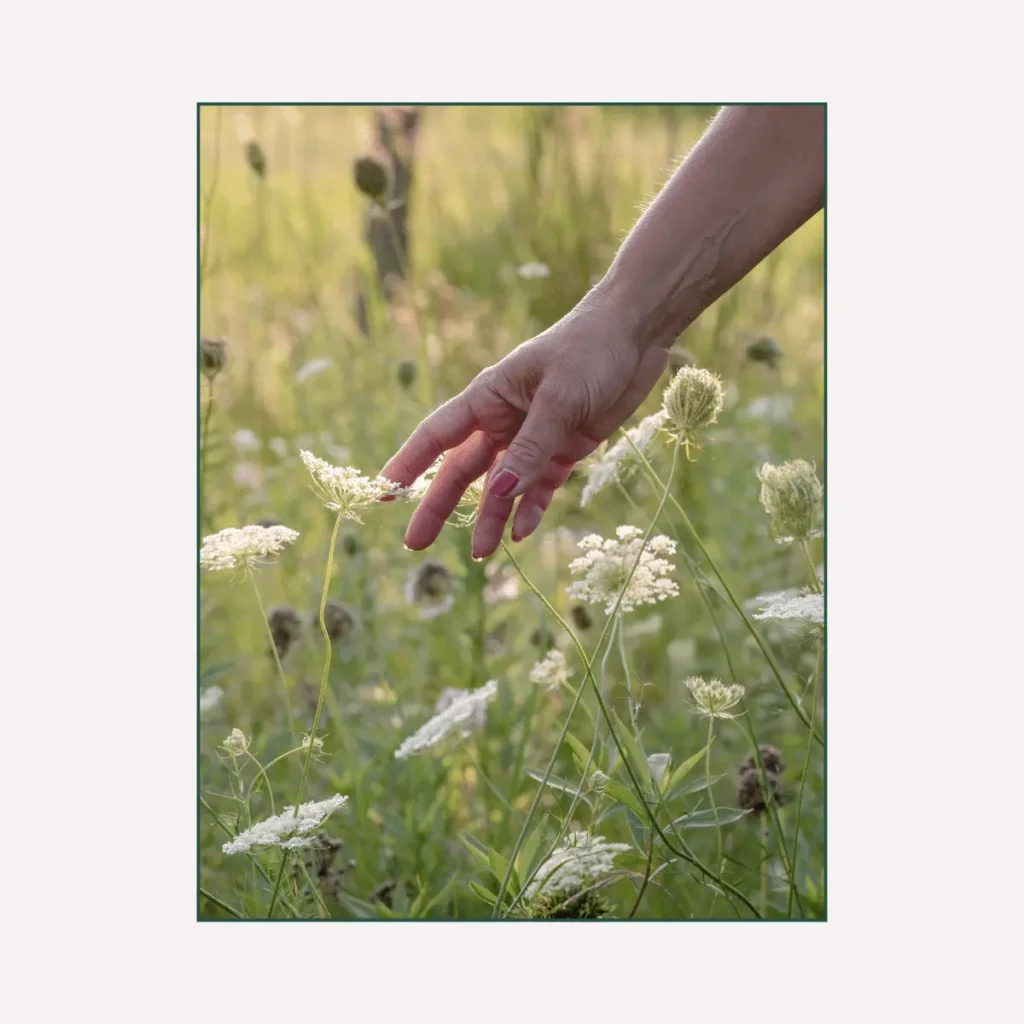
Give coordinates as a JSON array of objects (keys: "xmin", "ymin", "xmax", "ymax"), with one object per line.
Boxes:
[{"xmin": 597, "ymin": 104, "xmax": 825, "ymax": 350}]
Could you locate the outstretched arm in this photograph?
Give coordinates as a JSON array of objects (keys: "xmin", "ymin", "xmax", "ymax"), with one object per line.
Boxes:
[{"xmin": 382, "ymin": 104, "xmax": 824, "ymax": 559}]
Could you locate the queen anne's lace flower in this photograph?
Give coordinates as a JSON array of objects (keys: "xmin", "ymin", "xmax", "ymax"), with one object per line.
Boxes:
[
  {"xmin": 581, "ymin": 411, "xmax": 668, "ymax": 507},
  {"xmin": 757, "ymin": 460, "xmax": 823, "ymax": 543},
  {"xmin": 222, "ymin": 794, "xmax": 348, "ymax": 855},
  {"xmin": 566, "ymin": 526, "xmax": 679, "ymax": 615},
  {"xmin": 200, "ymin": 524, "xmax": 299, "ymax": 572},
  {"xmin": 400, "ymin": 456, "xmax": 485, "ymax": 526},
  {"xmin": 661, "ymin": 366, "xmax": 724, "ymax": 453},
  {"xmin": 685, "ymin": 677, "xmax": 746, "ymax": 719},
  {"xmin": 394, "ymin": 680, "xmax": 498, "ymax": 759},
  {"xmin": 753, "ymin": 588, "xmax": 824, "ymax": 626},
  {"xmin": 299, "ymin": 450, "xmax": 405, "ymax": 520},
  {"xmin": 524, "ymin": 831, "xmax": 631, "ymax": 900},
  {"xmin": 199, "ymin": 685, "xmax": 223, "ymax": 714},
  {"xmin": 529, "ymin": 648, "xmax": 573, "ymax": 692}
]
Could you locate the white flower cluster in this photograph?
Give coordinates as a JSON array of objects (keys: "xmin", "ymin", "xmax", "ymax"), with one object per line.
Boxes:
[
  {"xmin": 684, "ymin": 677, "xmax": 746, "ymax": 719},
  {"xmin": 580, "ymin": 410, "xmax": 668, "ymax": 507},
  {"xmin": 753, "ymin": 588, "xmax": 824, "ymax": 626},
  {"xmin": 299, "ymin": 450, "xmax": 405, "ymax": 520},
  {"xmin": 524, "ymin": 831, "xmax": 631, "ymax": 900},
  {"xmin": 517, "ymin": 261, "xmax": 550, "ymax": 280},
  {"xmin": 222, "ymin": 794, "xmax": 349, "ymax": 855},
  {"xmin": 566, "ymin": 526, "xmax": 679, "ymax": 615},
  {"xmin": 529, "ymin": 648, "xmax": 573, "ymax": 692},
  {"xmin": 394, "ymin": 680, "xmax": 498, "ymax": 759},
  {"xmin": 200, "ymin": 524, "xmax": 299, "ymax": 572},
  {"xmin": 199, "ymin": 685, "xmax": 223, "ymax": 713}
]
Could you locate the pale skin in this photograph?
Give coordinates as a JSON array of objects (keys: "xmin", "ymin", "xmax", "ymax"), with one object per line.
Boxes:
[{"xmin": 381, "ymin": 104, "xmax": 825, "ymax": 559}]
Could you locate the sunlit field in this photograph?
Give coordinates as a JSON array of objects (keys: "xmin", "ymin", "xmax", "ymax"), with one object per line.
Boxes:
[{"xmin": 198, "ymin": 104, "xmax": 825, "ymax": 921}]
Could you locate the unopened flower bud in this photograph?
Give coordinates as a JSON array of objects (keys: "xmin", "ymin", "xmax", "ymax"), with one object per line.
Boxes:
[
  {"xmin": 222, "ymin": 728, "xmax": 249, "ymax": 755},
  {"xmin": 245, "ymin": 140, "xmax": 267, "ymax": 179},
  {"xmin": 200, "ymin": 337, "xmax": 227, "ymax": 379},
  {"xmin": 396, "ymin": 359, "xmax": 418, "ymax": 390},
  {"xmin": 745, "ymin": 335, "xmax": 783, "ymax": 368},
  {"xmin": 757, "ymin": 459, "xmax": 823, "ymax": 543}
]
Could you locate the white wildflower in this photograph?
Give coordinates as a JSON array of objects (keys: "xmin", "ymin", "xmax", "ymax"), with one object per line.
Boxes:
[
  {"xmin": 221, "ymin": 728, "xmax": 249, "ymax": 755},
  {"xmin": 221, "ymin": 794, "xmax": 348, "ymax": 855},
  {"xmin": 299, "ymin": 450, "xmax": 403, "ymax": 519},
  {"xmin": 581, "ymin": 410, "xmax": 668, "ymax": 507},
  {"xmin": 684, "ymin": 677, "xmax": 746, "ymax": 719},
  {"xmin": 268, "ymin": 437, "xmax": 289, "ymax": 458},
  {"xmin": 199, "ymin": 685, "xmax": 224, "ymax": 714},
  {"xmin": 589, "ymin": 770, "xmax": 610, "ymax": 791},
  {"xmin": 524, "ymin": 831, "xmax": 630, "ymax": 900},
  {"xmin": 232, "ymin": 428, "xmax": 261, "ymax": 454},
  {"xmin": 301, "ymin": 733, "xmax": 325, "ymax": 757},
  {"xmin": 483, "ymin": 563, "xmax": 520, "ymax": 604},
  {"xmin": 200, "ymin": 524, "xmax": 299, "ymax": 573},
  {"xmin": 233, "ymin": 461, "xmax": 263, "ymax": 491},
  {"xmin": 394, "ymin": 680, "xmax": 498, "ymax": 759},
  {"xmin": 296, "ymin": 357, "xmax": 332, "ymax": 383},
  {"xmin": 517, "ymin": 261, "xmax": 550, "ymax": 280},
  {"xmin": 566, "ymin": 525, "xmax": 679, "ymax": 615},
  {"xmin": 529, "ymin": 648, "xmax": 573, "ymax": 692},
  {"xmin": 753, "ymin": 588, "xmax": 824, "ymax": 626}
]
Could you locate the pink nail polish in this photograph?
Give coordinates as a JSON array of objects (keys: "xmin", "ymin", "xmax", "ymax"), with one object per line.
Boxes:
[{"xmin": 490, "ymin": 470, "xmax": 519, "ymax": 498}]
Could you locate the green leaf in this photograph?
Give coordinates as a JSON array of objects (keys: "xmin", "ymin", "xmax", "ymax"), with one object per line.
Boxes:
[
  {"xmin": 673, "ymin": 807, "xmax": 750, "ymax": 828},
  {"xmin": 524, "ymin": 768, "xmax": 590, "ymax": 806},
  {"xmin": 563, "ymin": 732, "xmax": 592, "ymax": 768},
  {"xmin": 604, "ymin": 778, "xmax": 646, "ymax": 819},
  {"xmin": 488, "ymin": 848, "xmax": 519, "ymax": 896},
  {"xmin": 664, "ymin": 745, "xmax": 708, "ymax": 795},
  {"xmin": 610, "ymin": 711, "xmax": 650, "ymax": 788},
  {"xmin": 468, "ymin": 880, "xmax": 498, "ymax": 907},
  {"xmin": 515, "ymin": 825, "xmax": 545, "ymax": 882},
  {"xmin": 676, "ymin": 773, "xmax": 725, "ymax": 797},
  {"xmin": 334, "ymin": 889, "xmax": 378, "ymax": 919},
  {"xmin": 460, "ymin": 834, "xmax": 493, "ymax": 872}
]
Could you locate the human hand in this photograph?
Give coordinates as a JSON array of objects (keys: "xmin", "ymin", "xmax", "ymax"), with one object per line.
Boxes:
[{"xmin": 381, "ymin": 290, "xmax": 669, "ymax": 559}]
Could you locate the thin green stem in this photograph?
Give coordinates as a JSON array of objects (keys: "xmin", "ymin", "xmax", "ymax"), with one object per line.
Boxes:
[
  {"xmin": 627, "ymin": 833, "xmax": 655, "ymax": 919},
  {"xmin": 466, "ymin": 748, "xmax": 514, "ymax": 814},
  {"xmin": 705, "ymin": 716, "xmax": 722, "ymax": 873},
  {"xmin": 199, "ymin": 105, "xmax": 223, "ymax": 292},
  {"xmin": 800, "ymin": 540, "xmax": 822, "ymax": 593},
  {"xmin": 623, "ymin": 433, "xmax": 821, "ymax": 745},
  {"xmin": 760, "ymin": 822, "xmax": 769, "ymax": 916},
  {"xmin": 787, "ymin": 638, "xmax": 823, "ymax": 917},
  {"xmin": 268, "ymin": 509, "xmax": 344, "ymax": 919},
  {"xmin": 296, "ymin": 857, "xmax": 331, "ymax": 919},
  {"xmin": 200, "ymin": 887, "xmax": 244, "ymax": 919},
  {"xmin": 248, "ymin": 572, "xmax": 297, "ymax": 743}
]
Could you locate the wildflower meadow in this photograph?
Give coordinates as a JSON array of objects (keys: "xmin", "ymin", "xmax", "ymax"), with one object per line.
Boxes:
[{"xmin": 198, "ymin": 105, "xmax": 825, "ymax": 921}]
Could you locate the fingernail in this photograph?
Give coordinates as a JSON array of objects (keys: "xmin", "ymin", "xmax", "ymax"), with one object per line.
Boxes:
[
  {"xmin": 510, "ymin": 531, "xmax": 521, "ymax": 543},
  {"xmin": 379, "ymin": 495, "xmax": 396, "ymax": 503},
  {"xmin": 489, "ymin": 470, "xmax": 519, "ymax": 498}
]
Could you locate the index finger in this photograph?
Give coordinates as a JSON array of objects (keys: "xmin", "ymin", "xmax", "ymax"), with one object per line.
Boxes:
[{"xmin": 380, "ymin": 391, "xmax": 479, "ymax": 486}]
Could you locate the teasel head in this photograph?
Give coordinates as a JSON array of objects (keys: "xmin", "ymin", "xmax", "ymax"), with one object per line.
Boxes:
[
  {"xmin": 745, "ymin": 335, "xmax": 783, "ymax": 368},
  {"xmin": 354, "ymin": 155, "xmax": 390, "ymax": 204},
  {"xmin": 268, "ymin": 605, "xmax": 302, "ymax": 660},
  {"xmin": 739, "ymin": 744, "xmax": 785, "ymax": 777},
  {"xmin": 245, "ymin": 139, "xmax": 267, "ymax": 179},
  {"xmin": 200, "ymin": 337, "xmax": 227, "ymax": 379},
  {"xmin": 319, "ymin": 599, "xmax": 357, "ymax": 643},
  {"xmin": 736, "ymin": 766, "xmax": 784, "ymax": 815}
]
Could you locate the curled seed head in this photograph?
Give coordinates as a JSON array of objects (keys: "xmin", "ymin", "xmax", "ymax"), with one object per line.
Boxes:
[
  {"xmin": 739, "ymin": 744, "xmax": 785, "ymax": 777},
  {"xmin": 320, "ymin": 599, "xmax": 357, "ymax": 643},
  {"xmin": 736, "ymin": 766, "xmax": 784, "ymax": 815},
  {"xmin": 340, "ymin": 532, "xmax": 363, "ymax": 557},
  {"xmin": 757, "ymin": 459, "xmax": 823, "ymax": 542},
  {"xmin": 570, "ymin": 604, "xmax": 593, "ymax": 631},
  {"xmin": 661, "ymin": 366, "xmax": 724, "ymax": 451}
]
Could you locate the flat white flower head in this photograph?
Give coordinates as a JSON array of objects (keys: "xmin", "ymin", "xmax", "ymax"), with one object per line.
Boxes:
[
  {"xmin": 753, "ymin": 589, "xmax": 824, "ymax": 626},
  {"xmin": 524, "ymin": 831, "xmax": 630, "ymax": 900},
  {"xmin": 199, "ymin": 685, "xmax": 224, "ymax": 714},
  {"xmin": 200, "ymin": 524, "xmax": 299, "ymax": 573},
  {"xmin": 581, "ymin": 410, "xmax": 668, "ymax": 507},
  {"xmin": 566, "ymin": 525, "xmax": 679, "ymax": 615},
  {"xmin": 299, "ymin": 450, "xmax": 404, "ymax": 520},
  {"xmin": 394, "ymin": 680, "xmax": 498, "ymax": 759},
  {"xmin": 222, "ymin": 794, "xmax": 348, "ymax": 855},
  {"xmin": 530, "ymin": 648, "xmax": 573, "ymax": 692},
  {"xmin": 685, "ymin": 677, "xmax": 746, "ymax": 719}
]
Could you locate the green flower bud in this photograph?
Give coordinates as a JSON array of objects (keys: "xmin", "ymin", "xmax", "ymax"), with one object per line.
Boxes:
[
  {"xmin": 757, "ymin": 459, "xmax": 823, "ymax": 543},
  {"xmin": 245, "ymin": 140, "xmax": 267, "ymax": 179},
  {"xmin": 661, "ymin": 366, "xmax": 724, "ymax": 454},
  {"xmin": 340, "ymin": 532, "xmax": 363, "ymax": 557},
  {"xmin": 745, "ymin": 335, "xmax": 783, "ymax": 368}
]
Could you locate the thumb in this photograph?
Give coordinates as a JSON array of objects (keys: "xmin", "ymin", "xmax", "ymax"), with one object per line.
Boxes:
[{"xmin": 487, "ymin": 394, "xmax": 572, "ymax": 500}]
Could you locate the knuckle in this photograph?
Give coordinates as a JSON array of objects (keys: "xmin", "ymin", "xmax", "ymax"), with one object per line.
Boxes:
[{"xmin": 508, "ymin": 433, "xmax": 548, "ymax": 466}]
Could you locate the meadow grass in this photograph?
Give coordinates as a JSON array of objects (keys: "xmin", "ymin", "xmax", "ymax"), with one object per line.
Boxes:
[{"xmin": 198, "ymin": 104, "xmax": 825, "ymax": 920}]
